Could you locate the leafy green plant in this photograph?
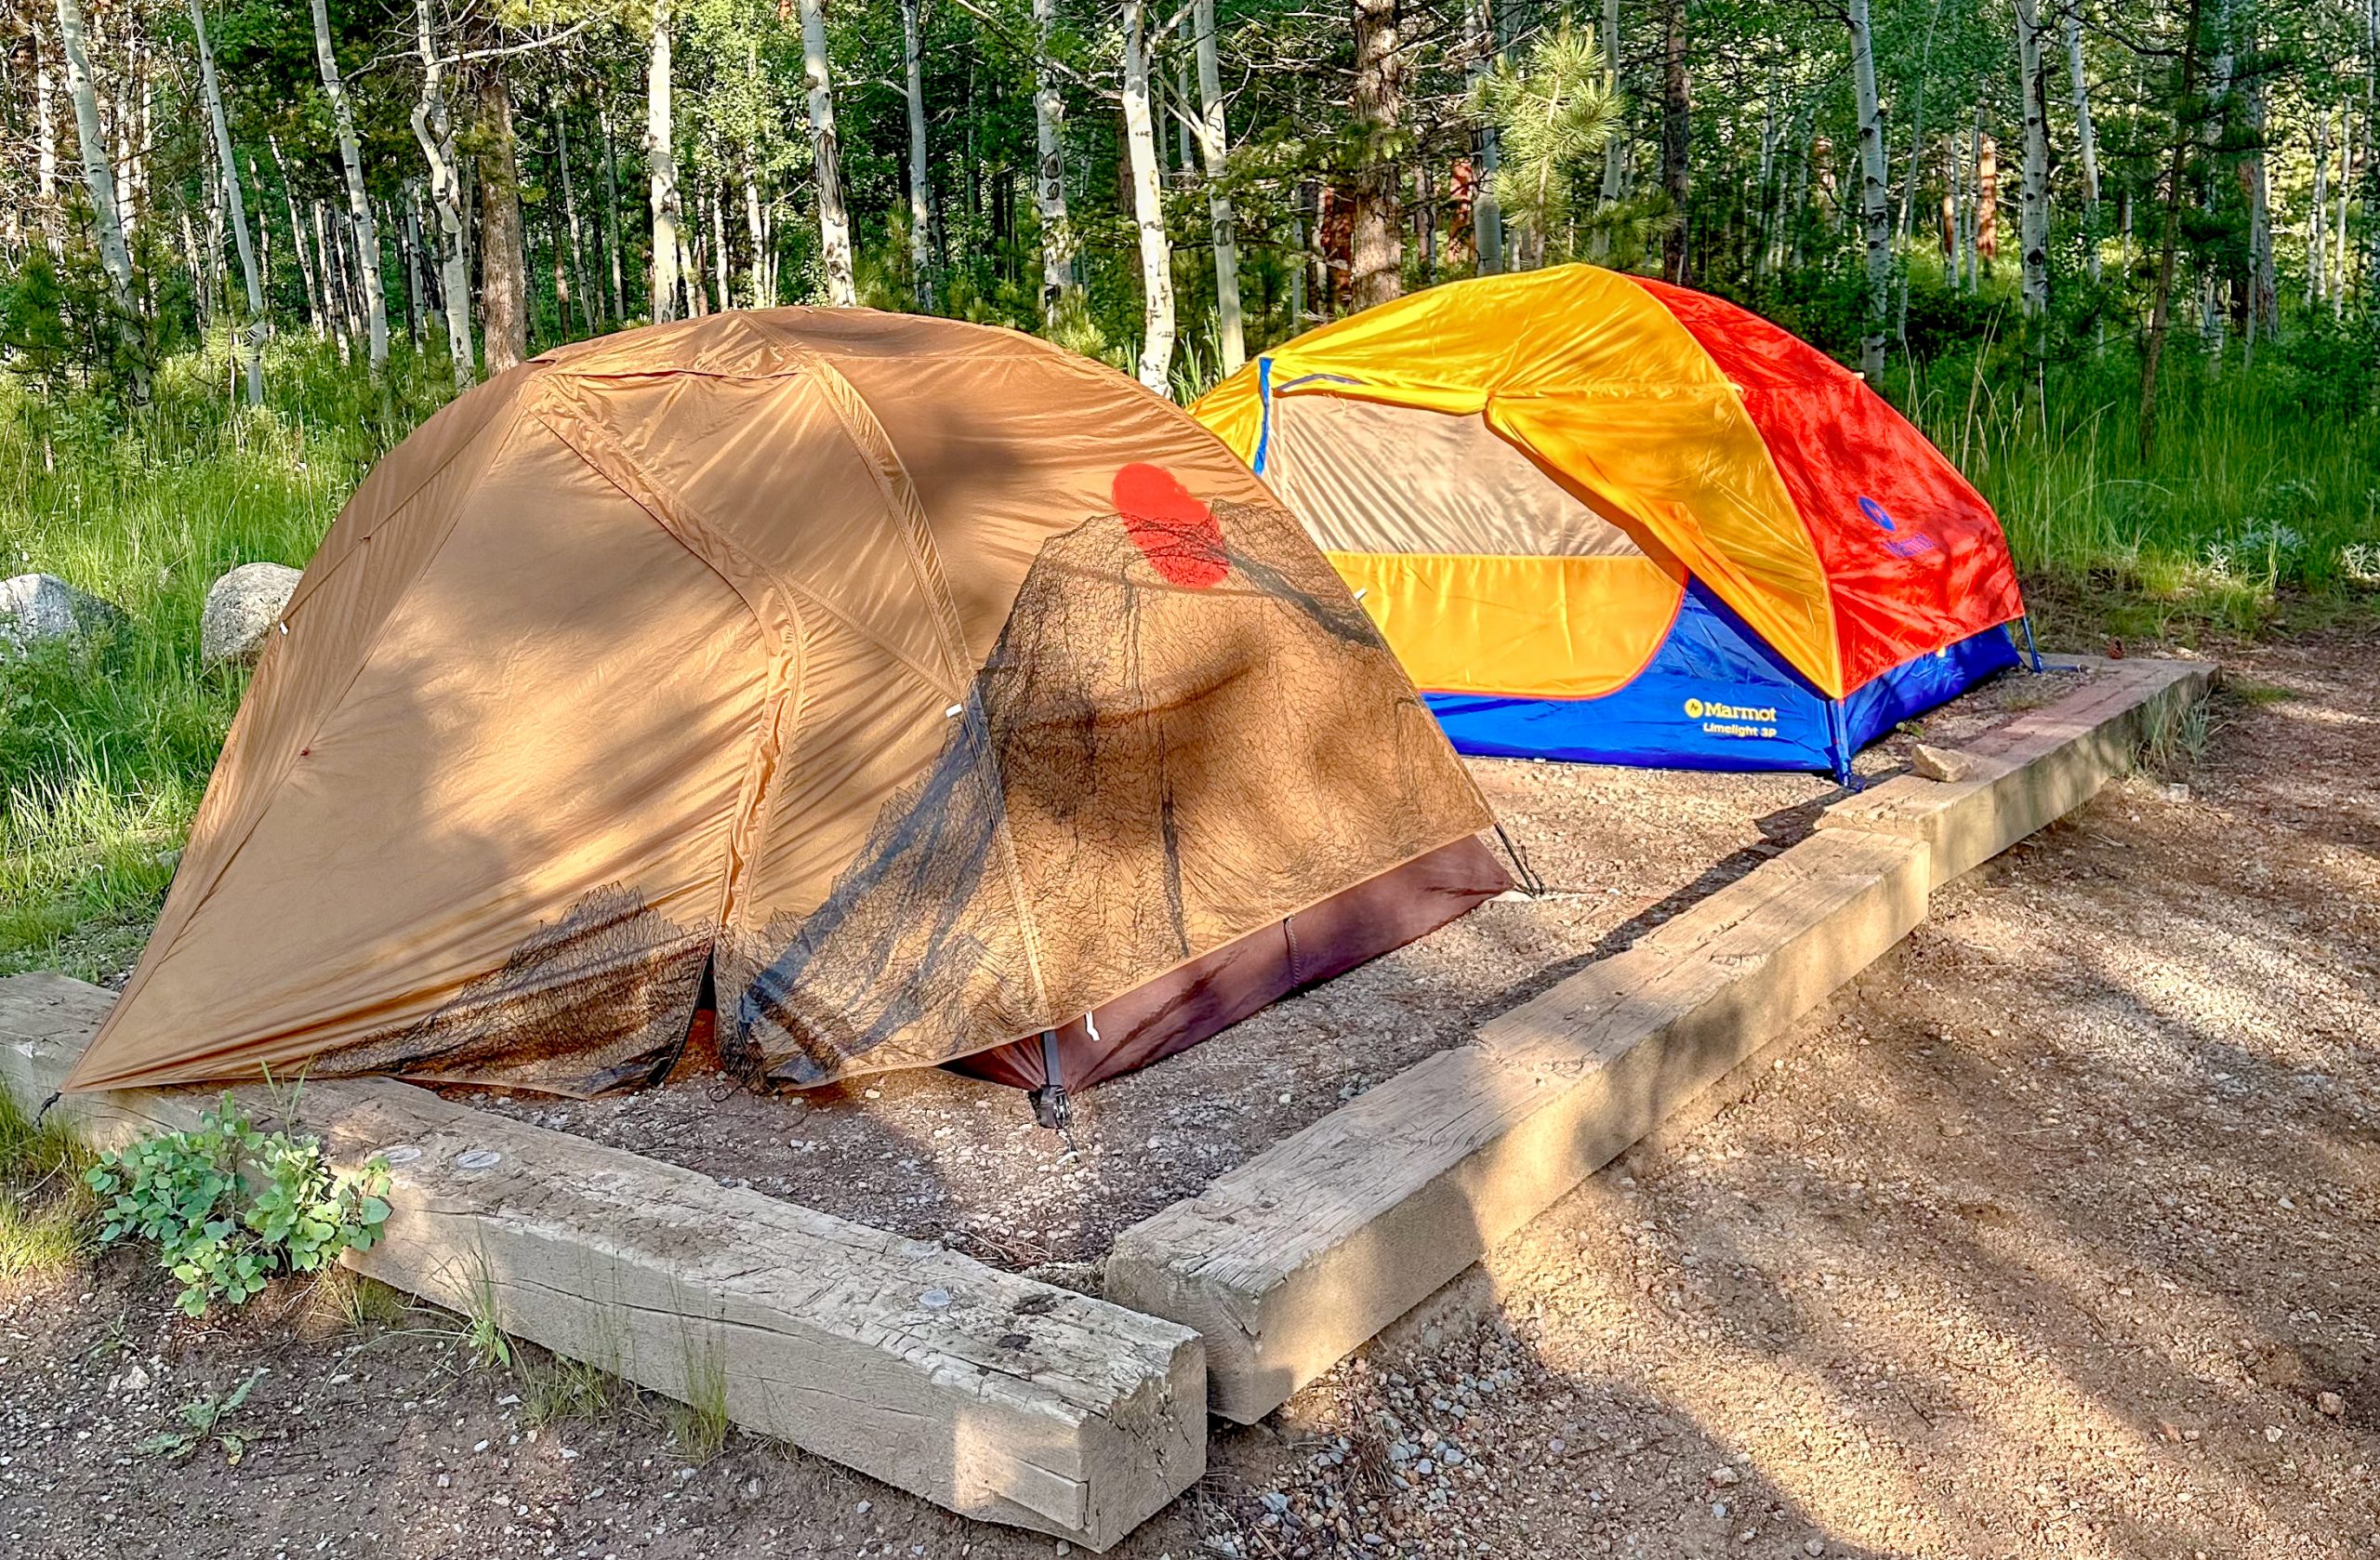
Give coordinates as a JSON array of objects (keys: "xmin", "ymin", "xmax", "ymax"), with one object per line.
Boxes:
[
  {"xmin": 84, "ymin": 1096, "xmax": 390, "ymax": 1316},
  {"xmin": 138, "ymin": 1368, "xmax": 267, "ymax": 1463}
]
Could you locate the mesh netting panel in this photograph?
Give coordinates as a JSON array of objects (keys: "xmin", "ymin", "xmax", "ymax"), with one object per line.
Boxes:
[{"xmin": 722, "ymin": 493, "xmax": 1484, "ymax": 1086}]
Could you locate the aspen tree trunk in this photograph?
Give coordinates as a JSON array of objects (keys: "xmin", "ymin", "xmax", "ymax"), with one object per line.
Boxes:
[
  {"xmin": 2014, "ymin": 0, "xmax": 2051, "ymax": 316},
  {"xmin": 250, "ymin": 154, "xmax": 274, "ymax": 301},
  {"xmin": 1600, "ymin": 0, "xmax": 1625, "ymax": 203},
  {"xmin": 408, "ymin": 0, "xmax": 474, "ymax": 387},
  {"xmin": 2362, "ymin": 0, "xmax": 2379, "ymax": 299},
  {"xmin": 311, "ymin": 200, "xmax": 349, "ymax": 358},
  {"xmin": 679, "ymin": 224, "xmax": 707, "ymax": 315},
  {"xmin": 185, "ymin": 211, "xmax": 212, "ymax": 333},
  {"xmin": 1896, "ymin": 0, "xmax": 1941, "ymax": 241},
  {"xmin": 1468, "ymin": 0, "xmax": 1504, "ymax": 274},
  {"xmin": 1350, "ymin": 0, "xmax": 1405, "ymax": 308},
  {"xmin": 553, "ymin": 101, "xmax": 597, "ymax": 334},
  {"xmin": 601, "ymin": 106, "xmax": 627, "ymax": 321},
  {"xmin": 272, "ymin": 139, "xmax": 323, "ymax": 334},
  {"xmin": 1976, "ymin": 126, "xmax": 1998, "ymax": 267},
  {"xmin": 403, "ymin": 184, "xmax": 427, "ymax": 342},
  {"xmin": 798, "ymin": 0, "xmax": 857, "ymax": 307},
  {"xmin": 1176, "ymin": 62, "xmax": 1197, "ymax": 172},
  {"xmin": 310, "ymin": 0, "xmax": 388, "ymax": 369},
  {"xmin": 2308, "ymin": 115, "xmax": 2329, "ymax": 306},
  {"xmin": 477, "ymin": 73, "xmax": 528, "ymax": 372},
  {"xmin": 744, "ymin": 165, "xmax": 770, "ymax": 308},
  {"xmin": 1848, "ymin": 0, "xmax": 1892, "ymax": 381},
  {"xmin": 35, "ymin": 22, "xmax": 61, "ymax": 253},
  {"xmin": 1191, "ymin": 0, "xmax": 1244, "ymax": 372},
  {"xmin": 648, "ymin": 0, "xmax": 681, "ymax": 324},
  {"xmin": 2065, "ymin": 2, "xmax": 2102, "ymax": 284},
  {"xmin": 53, "ymin": 0, "xmax": 139, "ymax": 322},
  {"xmin": 191, "ymin": 0, "xmax": 265, "ymax": 404},
  {"xmin": 2139, "ymin": 0, "xmax": 2203, "ymax": 461},
  {"xmin": 901, "ymin": 0, "xmax": 936, "ymax": 311},
  {"xmin": 2240, "ymin": 27, "xmax": 2274, "ymax": 345},
  {"xmin": 1660, "ymin": 0, "xmax": 1690, "ymax": 283},
  {"xmin": 1122, "ymin": 0, "xmax": 1176, "ymax": 391},
  {"xmin": 2339, "ymin": 111, "xmax": 2356, "ymax": 316},
  {"xmin": 1032, "ymin": 0, "xmax": 1079, "ymax": 318},
  {"xmin": 707, "ymin": 176, "xmax": 730, "ymax": 311}
]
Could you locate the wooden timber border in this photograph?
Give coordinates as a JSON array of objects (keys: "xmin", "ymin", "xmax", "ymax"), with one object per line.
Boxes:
[
  {"xmin": 0, "ymin": 654, "xmax": 2209, "ymax": 1542},
  {"xmin": 1104, "ymin": 655, "xmax": 2212, "ymax": 1423},
  {"xmin": 0, "ymin": 973, "xmax": 1202, "ymax": 1553}
]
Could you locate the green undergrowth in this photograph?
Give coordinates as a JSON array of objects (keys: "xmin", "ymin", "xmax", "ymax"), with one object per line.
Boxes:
[
  {"xmin": 84, "ymin": 1092, "xmax": 390, "ymax": 1315},
  {"xmin": 0, "ymin": 326, "xmax": 2372, "ymax": 982},
  {"xmin": 1905, "ymin": 349, "xmax": 2380, "ymax": 647},
  {"xmin": 0, "ymin": 333, "xmax": 449, "ymax": 978},
  {"xmin": 0, "ymin": 1083, "xmax": 95, "ymax": 1280}
]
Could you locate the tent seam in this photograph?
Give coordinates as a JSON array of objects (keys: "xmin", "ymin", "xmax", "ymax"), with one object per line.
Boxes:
[{"xmin": 779, "ymin": 337, "xmax": 1054, "ymax": 1023}]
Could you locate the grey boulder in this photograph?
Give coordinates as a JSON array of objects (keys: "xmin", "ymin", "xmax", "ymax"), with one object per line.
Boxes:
[
  {"xmin": 201, "ymin": 562, "xmax": 303, "ymax": 668},
  {"xmin": 0, "ymin": 573, "xmax": 124, "ymax": 652}
]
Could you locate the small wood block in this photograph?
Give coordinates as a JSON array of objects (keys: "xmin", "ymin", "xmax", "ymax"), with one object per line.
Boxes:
[
  {"xmin": 1821, "ymin": 657, "xmax": 2212, "ymax": 887},
  {"xmin": 1105, "ymin": 829, "xmax": 1929, "ymax": 1423},
  {"xmin": 0, "ymin": 972, "xmax": 1201, "ymax": 1552}
]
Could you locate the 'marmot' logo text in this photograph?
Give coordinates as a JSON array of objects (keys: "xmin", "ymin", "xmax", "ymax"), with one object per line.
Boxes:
[{"xmin": 1683, "ymin": 697, "xmax": 1778, "ymax": 723}]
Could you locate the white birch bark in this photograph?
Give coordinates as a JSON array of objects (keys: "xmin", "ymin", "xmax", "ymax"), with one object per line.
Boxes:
[
  {"xmin": 407, "ymin": 0, "xmax": 474, "ymax": 387},
  {"xmin": 648, "ymin": 0, "xmax": 681, "ymax": 324},
  {"xmin": 798, "ymin": 0, "xmax": 857, "ymax": 308},
  {"xmin": 2014, "ymin": 0, "xmax": 2051, "ymax": 316},
  {"xmin": 53, "ymin": 0, "xmax": 137, "ymax": 316},
  {"xmin": 2064, "ymin": 1, "xmax": 2102, "ymax": 284},
  {"xmin": 1190, "ymin": 0, "xmax": 1243, "ymax": 372},
  {"xmin": 191, "ymin": 0, "xmax": 265, "ymax": 404},
  {"xmin": 1122, "ymin": 0, "xmax": 1175, "ymax": 392},
  {"xmin": 1031, "ymin": 0, "xmax": 1079, "ymax": 317},
  {"xmin": 310, "ymin": 0, "xmax": 387, "ymax": 369},
  {"xmin": 901, "ymin": 0, "xmax": 936, "ymax": 311},
  {"xmin": 1848, "ymin": 0, "xmax": 1892, "ymax": 380}
]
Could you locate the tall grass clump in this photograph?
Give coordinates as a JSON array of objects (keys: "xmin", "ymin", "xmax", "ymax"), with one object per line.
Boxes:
[
  {"xmin": 1901, "ymin": 317, "xmax": 2380, "ymax": 643},
  {"xmin": 0, "ymin": 332, "xmax": 454, "ymax": 976}
]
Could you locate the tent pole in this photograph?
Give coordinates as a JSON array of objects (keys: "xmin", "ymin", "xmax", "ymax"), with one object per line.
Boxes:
[
  {"xmin": 1826, "ymin": 699, "xmax": 1858, "ymax": 789},
  {"xmin": 2018, "ymin": 614, "xmax": 2044, "ymax": 672}
]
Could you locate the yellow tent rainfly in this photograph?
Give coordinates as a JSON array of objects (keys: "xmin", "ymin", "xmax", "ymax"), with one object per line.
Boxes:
[{"xmin": 1193, "ymin": 265, "xmax": 2033, "ymax": 780}]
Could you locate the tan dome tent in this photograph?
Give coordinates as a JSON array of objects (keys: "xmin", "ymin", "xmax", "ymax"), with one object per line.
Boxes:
[{"xmin": 66, "ymin": 312, "xmax": 1503, "ymax": 1112}]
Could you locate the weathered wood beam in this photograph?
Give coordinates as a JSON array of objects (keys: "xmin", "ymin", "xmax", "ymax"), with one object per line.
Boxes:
[
  {"xmin": 1106, "ymin": 658, "xmax": 2210, "ymax": 1424},
  {"xmin": 1107, "ymin": 828, "xmax": 1928, "ymax": 1422},
  {"xmin": 0, "ymin": 972, "xmax": 1202, "ymax": 1552},
  {"xmin": 1818, "ymin": 656, "xmax": 2212, "ymax": 886}
]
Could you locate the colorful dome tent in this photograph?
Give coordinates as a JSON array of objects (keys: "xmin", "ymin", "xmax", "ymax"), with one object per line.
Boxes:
[
  {"xmin": 1192, "ymin": 265, "xmax": 2033, "ymax": 780},
  {"xmin": 66, "ymin": 311, "xmax": 1505, "ymax": 1111}
]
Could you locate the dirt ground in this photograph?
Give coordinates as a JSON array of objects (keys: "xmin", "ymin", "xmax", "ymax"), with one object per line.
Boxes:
[
  {"xmin": 459, "ymin": 661, "xmax": 2095, "ymax": 1268},
  {"xmin": 9, "ymin": 630, "xmax": 2379, "ymax": 1560}
]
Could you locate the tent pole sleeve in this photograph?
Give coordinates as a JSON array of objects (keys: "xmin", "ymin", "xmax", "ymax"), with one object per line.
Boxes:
[{"xmin": 1252, "ymin": 356, "xmax": 1275, "ymax": 475}]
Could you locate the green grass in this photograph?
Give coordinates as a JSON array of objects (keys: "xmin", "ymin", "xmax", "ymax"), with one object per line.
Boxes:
[
  {"xmin": 0, "ymin": 330, "xmax": 450, "ymax": 978},
  {"xmin": 0, "ymin": 320, "xmax": 2372, "ymax": 985},
  {"xmin": 1903, "ymin": 349, "xmax": 2380, "ymax": 644},
  {"xmin": 0, "ymin": 1082, "xmax": 94, "ymax": 1279}
]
